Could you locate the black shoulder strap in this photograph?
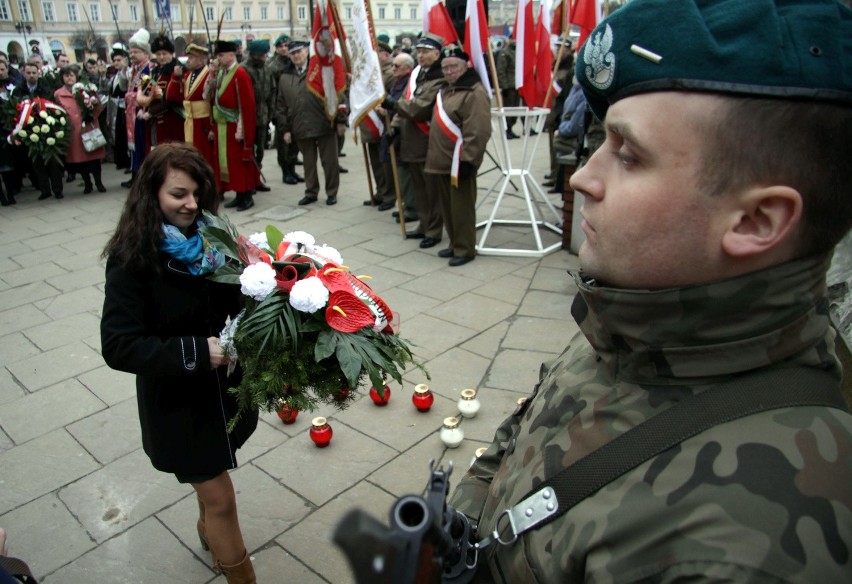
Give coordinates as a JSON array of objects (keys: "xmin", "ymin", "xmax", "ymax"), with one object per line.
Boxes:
[{"xmin": 526, "ymin": 367, "xmax": 848, "ymax": 531}]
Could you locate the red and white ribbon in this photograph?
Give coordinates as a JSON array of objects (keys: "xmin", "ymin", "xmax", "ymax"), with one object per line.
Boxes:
[{"xmin": 434, "ymin": 91, "xmax": 463, "ymax": 187}]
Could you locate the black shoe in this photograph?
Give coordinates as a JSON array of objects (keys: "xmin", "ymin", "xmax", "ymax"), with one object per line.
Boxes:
[
  {"xmin": 419, "ymin": 237, "xmax": 440, "ymax": 249},
  {"xmin": 339, "ymin": 152, "xmax": 346, "ymax": 157},
  {"xmin": 283, "ymin": 174, "xmax": 299, "ymax": 185},
  {"xmin": 544, "ymin": 173, "xmax": 553, "ymax": 180},
  {"xmin": 66, "ymin": 173, "xmax": 76, "ymax": 183},
  {"xmin": 295, "ymin": 174, "xmax": 305, "ymax": 183},
  {"xmin": 256, "ymin": 183, "xmax": 271, "ymax": 192},
  {"xmin": 38, "ymin": 192, "xmax": 52, "ymax": 200},
  {"xmin": 236, "ymin": 197, "xmax": 255, "ymax": 211},
  {"xmin": 298, "ymin": 196, "xmax": 317, "ymax": 206},
  {"xmin": 120, "ymin": 179, "xmax": 134, "ymax": 188},
  {"xmin": 224, "ymin": 197, "xmax": 241, "ymax": 208},
  {"xmin": 363, "ymin": 200, "xmax": 376, "ymax": 206},
  {"xmin": 506, "ymin": 130, "xmax": 519, "ymax": 140},
  {"xmin": 405, "ymin": 232, "xmax": 425, "ymax": 240},
  {"xmin": 83, "ymin": 184, "xmax": 93, "ymax": 194},
  {"xmin": 542, "ymin": 180, "xmax": 555, "ymax": 187},
  {"xmin": 547, "ymin": 187, "xmax": 560, "ymax": 194},
  {"xmin": 529, "ymin": 129, "xmax": 538, "ymax": 136},
  {"xmin": 339, "ymin": 167, "xmax": 349, "ymax": 174},
  {"xmin": 392, "ymin": 210, "xmax": 400, "ymax": 217},
  {"xmin": 123, "ymin": 168, "xmax": 132, "ymax": 174},
  {"xmin": 448, "ymin": 256, "xmax": 474, "ymax": 267},
  {"xmin": 96, "ymin": 183, "xmax": 107, "ymax": 193},
  {"xmin": 295, "ymin": 159, "xmax": 303, "ymax": 166},
  {"xmin": 438, "ymin": 248, "xmax": 453, "ymax": 258},
  {"xmin": 54, "ymin": 192, "xmax": 64, "ymax": 199},
  {"xmin": 377, "ymin": 201, "xmax": 394, "ymax": 211},
  {"xmin": 326, "ymin": 196, "xmax": 337, "ymax": 205},
  {"xmin": 396, "ymin": 215, "xmax": 419, "ymax": 224}
]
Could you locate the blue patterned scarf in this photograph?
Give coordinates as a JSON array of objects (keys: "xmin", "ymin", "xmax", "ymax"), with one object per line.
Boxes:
[{"xmin": 160, "ymin": 217, "xmax": 225, "ymax": 275}]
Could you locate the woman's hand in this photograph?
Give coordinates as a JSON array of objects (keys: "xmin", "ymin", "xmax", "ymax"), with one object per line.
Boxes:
[{"xmin": 207, "ymin": 336, "xmax": 230, "ymax": 369}]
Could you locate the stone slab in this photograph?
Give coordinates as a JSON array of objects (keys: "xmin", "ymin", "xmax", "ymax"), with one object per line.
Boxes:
[
  {"xmin": 66, "ymin": 397, "xmax": 141, "ymax": 464},
  {"xmin": 7, "ymin": 342, "xmax": 102, "ymax": 392}
]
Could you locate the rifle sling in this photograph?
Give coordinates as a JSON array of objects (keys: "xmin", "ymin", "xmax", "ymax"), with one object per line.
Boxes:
[{"xmin": 507, "ymin": 367, "xmax": 848, "ymax": 537}]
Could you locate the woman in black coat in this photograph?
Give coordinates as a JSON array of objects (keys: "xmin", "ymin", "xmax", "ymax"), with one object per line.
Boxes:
[{"xmin": 100, "ymin": 143, "xmax": 258, "ymax": 582}]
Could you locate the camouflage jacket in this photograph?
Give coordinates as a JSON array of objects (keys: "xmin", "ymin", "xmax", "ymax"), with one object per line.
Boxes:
[
  {"xmin": 450, "ymin": 255, "xmax": 852, "ymax": 583},
  {"xmin": 241, "ymin": 57, "xmax": 271, "ymax": 126}
]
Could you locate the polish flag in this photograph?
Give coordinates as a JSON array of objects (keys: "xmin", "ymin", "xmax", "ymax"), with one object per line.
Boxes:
[
  {"xmin": 422, "ymin": 0, "xmax": 460, "ymax": 45},
  {"xmin": 572, "ymin": 0, "xmax": 603, "ymax": 49},
  {"xmin": 552, "ymin": 0, "xmax": 569, "ymax": 36},
  {"xmin": 534, "ymin": 0, "xmax": 554, "ymax": 107},
  {"xmin": 513, "ymin": 0, "xmax": 536, "ymax": 108},
  {"xmin": 464, "ymin": 0, "xmax": 492, "ymax": 97}
]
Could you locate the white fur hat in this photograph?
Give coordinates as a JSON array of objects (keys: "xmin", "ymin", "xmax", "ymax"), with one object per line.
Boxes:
[{"xmin": 128, "ymin": 29, "xmax": 151, "ymax": 53}]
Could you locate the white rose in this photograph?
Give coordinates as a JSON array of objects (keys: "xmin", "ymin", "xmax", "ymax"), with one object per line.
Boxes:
[
  {"xmin": 59, "ymin": 117, "xmax": 66, "ymax": 125},
  {"xmin": 239, "ymin": 262, "xmax": 277, "ymax": 301},
  {"xmin": 248, "ymin": 232, "xmax": 270, "ymax": 251},
  {"xmin": 39, "ymin": 110, "xmax": 48, "ymax": 119},
  {"xmin": 289, "ymin": 276, "xmax": 330, "ymax": 314},
  {"xmin": 30, "ymin": 134, "xmax": 39, "ymax": 142},
  {"xmin": 311, "ymin": 244, "xmax": 343, "ymax": 266},
  {"xmin": 56, "ymin": 130, "xmax": 64, "ymax": 138},
  {"xmin": 46, "ymin": 137, "xmax": 56, "ymax": 146},
  {"xmin": 284, "ymin": 231, "xmax": 316, "ymax": 247},
  {"xmin": 26, "ymin": 117, "xmax": 34, "ymax": 125},
  {"xmin": 41, "ymin": 124, "xmax": 49, "ymax": 133},
  {"xmin": 32, "ymin": 125, "xmax": 40, "ymax": 134},
  {"xmin": 17, "ymin": 130, "xmax": 27, "ymax": 138},
  {"xmin": 47, "ymin": 116, "xmax": 56, "ymax": 125}
]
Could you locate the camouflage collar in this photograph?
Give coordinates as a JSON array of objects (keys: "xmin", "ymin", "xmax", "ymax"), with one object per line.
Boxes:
[{"xmin": 570, "ymin": 255, "xmax": 837, "ymax": 384}]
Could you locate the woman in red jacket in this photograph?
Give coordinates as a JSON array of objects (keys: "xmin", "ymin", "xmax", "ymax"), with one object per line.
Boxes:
[{"xmin": 53, "ymin": 66, "xmax": 106, "ymax": 194}]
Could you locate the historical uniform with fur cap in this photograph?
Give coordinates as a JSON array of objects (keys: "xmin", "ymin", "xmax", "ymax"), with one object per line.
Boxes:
[
  {"xmin": 424, "ymin": 45, "xmax": 491, "ymax": 266},
  {"xmin": 240, "ymin": 39, "xmax": 272, "ymax": 192},
  {"xmin": 147, "ymin": 32, "xmax": 185, "ymax": 145},
  {"xmin": 392, "ymin": 32, "xmax": 448, "ymax": 247},
  {"xmin": 123, "ymin": 28, "xmax": 153, "ymax": 185},
  {"xmin": 210, "ymin": 39, "xmax": 260, "ymax": 211},
  {"xmin": 181, "ymin": 43, "xmax": 215, "ymax": 166},
  {"xmin": 449, "ymin": 0, "xmax": 852, "ymax": 582}
]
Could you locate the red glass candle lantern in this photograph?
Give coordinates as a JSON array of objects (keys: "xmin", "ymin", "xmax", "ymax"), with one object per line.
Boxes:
[
  {"xmin": 276, "ymin": 403, "xmax": 298, "ymax": 424},
  {"xmin": 310, "ymin": 417, "xmax": 333, "ymax": 447},
  {"xmin": 335, "ymin": 388, "xmax": 350, "ymax": 401},
  {"xmin": 370, "ymin": 385, "xmax": 391, "ymax": 406},
  {"xmin": 412, "ymin": 383, "xmax": 434, "ymax": 412}
]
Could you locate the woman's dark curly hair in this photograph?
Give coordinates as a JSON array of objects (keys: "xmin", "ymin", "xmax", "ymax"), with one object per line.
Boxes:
[{"xmin": 101, "ymin": 143, "xmax": 220, "ymax": 272}]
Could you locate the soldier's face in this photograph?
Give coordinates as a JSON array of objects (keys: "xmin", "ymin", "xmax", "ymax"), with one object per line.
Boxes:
[
  {"xmin": 290, "ymin": 48, "xmax": 307, "ymax": 69},
  {"xmin": 416, "ymin": 47, "xmax": 440, "ymax": 67},
  {"xmin": 218, "ymin": 51, "xmax": 236, "ymax": 67},
  {"xmin": 276, "ymin": 44, "xmax": 289, "ymax": 57},
  {"xmin": 441, "ymin": 57, "xmax": 467, "ymax": 84},
  {"xmin": 186, "ymin": 53, "xmax": 205, "ymax": 70},
  {"xmin": 129, "ymin": 48, "xmax": 146, "ymax": 64},
  {"xmin": 570, "ymin": 92, "xmax": 730, "ymax": 290}
]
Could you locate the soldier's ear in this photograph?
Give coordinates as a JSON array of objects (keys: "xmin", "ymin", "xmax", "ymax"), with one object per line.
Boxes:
[{"xmin": 720, "ymin": 185, "xmax": 802, "ymax": 260}]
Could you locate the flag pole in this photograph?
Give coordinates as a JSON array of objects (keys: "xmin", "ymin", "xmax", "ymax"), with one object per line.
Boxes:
[
  {"xmin": 487, "ymin": 42, "xmax": 503, "ymax": 109},
  {"xmin": 543, "ymin": 0, "xmax": 571, "ymax": 109}
]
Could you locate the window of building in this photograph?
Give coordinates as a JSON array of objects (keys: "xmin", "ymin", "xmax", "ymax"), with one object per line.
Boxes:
[
  {"xmin": 67, "ymin": 1, "xmax": 78, "ymax": 22},
  {"xmin": 394, "ymin": 7, "xmax": 401, "ymax": 19},
  {"xmin": 129, "ymin": 4, "xmax": 138, "ymax": 22},
  {"xmin": 243, "ymin": 5, "xmax": 250, "ymax": 20},
  {"xmin": 297, "ymin": 4, "xmax": 306, "ymax": 20},
  {"xmin": 41, "ymin": 0, "xmax": 55, "ymax": 22},
  {"xmin": 345, "ymin": 6, "xmax": 351, "ymax": 19},
  {"xmin": 110, "ymin": 3, "xmax": 118, "ymax": 20},
  {"xmin": 378, "ymin": 6, "xmax": 385, "ymax": 19},
  {"xmin": 224, "ymin": 6, "xmax": 232, "ymax": 20},
  {"xmin": 276, "ymin": 6, "xmax": 284, "ymax": 19},
  {"xmin": 260, "ymin": 6, "xmax": 267, "ymax": 20},
  {"xmin": 205, "ymin": 5, "xmax": 215, "ymax": 21},
  {"xmin": 89, "ymin": 3, "xmax": 100, "ymax": 21},
  {"xmin": 171, "ymin": 5, "xmax": 180, "ymax": 22},
  {"xmin": 0, "ymin": 0, "xmax": 9, "ymax": 20},
  {"xmin": 410, "ymin": 6, "xmax": 416, "ymax": 19},
  {"xmin": 16, "ymin": 0, "xmax": 32, "ymax": 20}
]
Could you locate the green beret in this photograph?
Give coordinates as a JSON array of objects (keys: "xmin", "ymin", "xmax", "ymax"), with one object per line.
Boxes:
[
  {"xmin": 377, "ymin": 34, "xmax": 390, "ymax": 44},
  {"xmin": 578, "ymin": 0, "xmax": 852, "ymax": 120},
  {"xmin": 248, "ymin": 39, "xmax": 270, "ymax": 55},
  {"xmin": 275, "ymin": 34, "xmax": 290, "ymax": 47}
]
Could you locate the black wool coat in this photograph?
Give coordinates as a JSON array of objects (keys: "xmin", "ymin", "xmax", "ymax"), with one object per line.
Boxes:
[{"xmin": 101, "ymin": 253, "xmax": 258, "ymax": 477}]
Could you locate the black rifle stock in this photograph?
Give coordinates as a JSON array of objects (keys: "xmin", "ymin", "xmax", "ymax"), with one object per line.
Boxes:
[{"xmin": 333, "ymin": 462, "xmax": 478, "ymax": 584}]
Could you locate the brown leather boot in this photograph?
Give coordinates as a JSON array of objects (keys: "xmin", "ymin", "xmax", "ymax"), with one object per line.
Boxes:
[{"xmin": 217, "ymin": 551, "xmax": 256, "ymax": 584}]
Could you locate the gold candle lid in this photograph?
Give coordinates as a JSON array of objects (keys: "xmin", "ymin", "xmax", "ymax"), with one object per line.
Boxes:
[
  {"xmin": 516, "ymin": 397, "xmax": 528, "ymax": 406},
  {"xmin": 460, "ymin": 388, "xmax": 477, "ymax": 400},
  {"xmin": 414, "ymin": 383, "xmax": 431, "ymax": 394},
  {"xmin": 311, "ymin": 416, "xmax": 327, "ymax": 427},
  {"xmin": 474, "ymin": 447, "xmax": 488, "ymax": 458},
  {"xmin": 442, "ymin": 416, "xmax": 460, "ymax": 429}
]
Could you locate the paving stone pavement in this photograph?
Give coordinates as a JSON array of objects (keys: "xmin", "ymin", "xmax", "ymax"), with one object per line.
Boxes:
[{"xmin": 0, "ymin": 132, "xmax": 580, "ymax": 583}]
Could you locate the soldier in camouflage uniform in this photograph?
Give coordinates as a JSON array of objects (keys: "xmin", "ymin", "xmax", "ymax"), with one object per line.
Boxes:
[
  {"xmin": 449, "ymin": 1, "xmax": 852, "ymax": 582},
  {"xmin": 241, "ymin": 39, "xmax": 272, "ymax": 193},
  {"xmin": 494, "ymin": 40, "xmax": 519, "ymax": 139}
]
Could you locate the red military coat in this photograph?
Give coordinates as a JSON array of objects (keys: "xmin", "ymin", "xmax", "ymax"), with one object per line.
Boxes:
[
  {"xmin": 182, "ymin": 66, "xmax": 215, "ymax": 166},
  {"xmin": 211, "ymin": 64, "xmax": 259, "ymax": 193},
  {"xmin": 151, "ymin": 64, "xmax": 185, "ymax": 145}
]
